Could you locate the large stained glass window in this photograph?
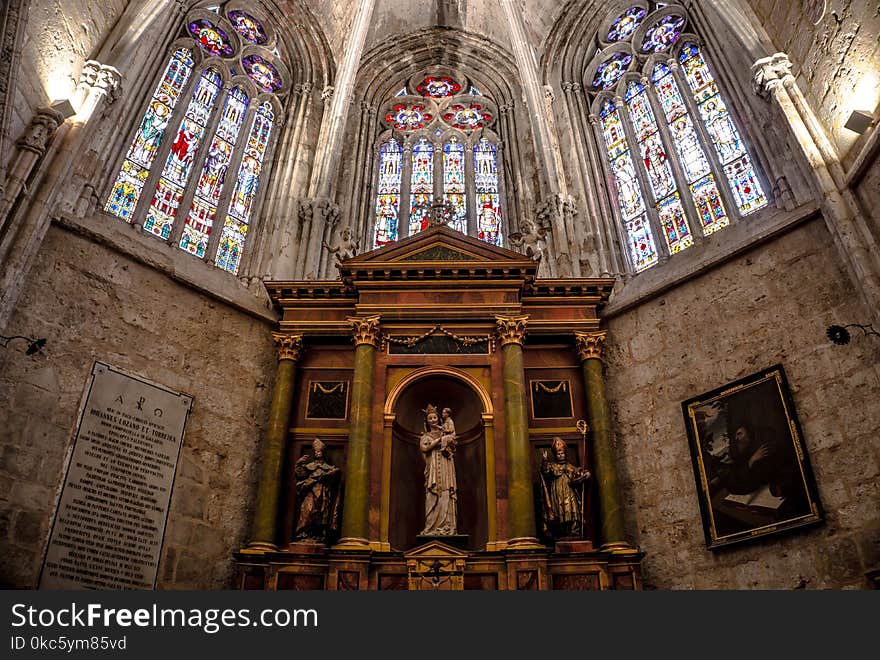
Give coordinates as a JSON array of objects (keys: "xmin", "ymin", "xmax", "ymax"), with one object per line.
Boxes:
[
  {"xmin": 217, "ymin": 101, "xmax": 274, "ymax": 274},
  {"xmin": 679, "ymin": 42, "xmax": 767, "ymax": 215},
  {"xmin": 105, "ymin": 48, "xmax": 193, "ymax": 222},
  {"xmin": 652, "ymin": 63, "xmax": 728, "ymax": 235},
  {"xmin": 473, "ymin": 138, "xmax": 502, "ymax": 246},
  {"xmin": 372, "ymin": 72, "xmax": 506, "ymax": 247},
  {"xmin": 181, "ymin": 86, "xmax": 249, "ymax": 258},
  {"xmin": 599, "ymin": 99, "xmax": 658, "ymax": 271},
  {"xmin": 443, "ymin": 138, "xmax": 467, "ymax": 234},
  {"xmin": 409, "ymin": 138, "xmax": 434, "ymax": 236},
  {"xmin": 587, "ymin": 3, "xmax": 768, "ymax": 273},
  {"xmin": 144, "ymin": 68, "xmax": 222, "ymax": 240},
  {"xmin": 374, "ymin": 139, "xmax": 403, "ymax": 247},
  {"xmin": 104, "ymin": 7, "xmax": 285, "ymax": 277},
  {"xmin": 626, "ymin": 80, "xmax": 693, "ymax": 253}
]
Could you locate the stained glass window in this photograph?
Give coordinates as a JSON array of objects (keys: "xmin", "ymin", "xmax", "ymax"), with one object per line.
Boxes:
[
  {"xmin": 384, "ymin": 103, "xmax": 433, "ymax": 130},
  {"xmin": 444, "ymin": 138, "xmax": 467, "ymax": 234},
  {"xmin": 374, "ymin": 139, "xmax": 402, "ymax": 248},
  {"xmin": 599, "ymin": 99, "xmax": 658, "ymax": 271},
  {"xmin": 639, "ymin": 14, "xmax": 686, "ymax": 53},
  {"xmin": 626, "ymin": 81, "xmax": 693, "ymax": 253},
  {"xmin": 180, "ymin": 86, "xmax": 249, "ymax": 259},
  {"xmin": 242, "ymin": 54, "xmax": 282, "ymax": 93},
  {"xmin": 409, "ymin": 138, "xmax": 434, "ymax": 236},
  {"xmin": 372, "ymin": 74, "xmax": 506, "ymax": 247},
  {"xmin": 104, "ymin": 11, "xmax": 284, "ymax": 277},
  {"xmin": 416, "ymin": 76, "xmax": 462, "ymax": 98},
  {"xmin": 442, "ymin": 103, "xmax": 491, "ymax": 130},
  {"xmin": 653, "ymin": 63, "xmax": 729, "ymax": 235},
  {"xmin": 473, "ymin": 138, "xmax": 502, "ymax": 245},
  {"xmin": 187, "ymin": 18, "xmax": 234, "ymax": 57},
  {"xmin": 228, "ymin": 9, "xmax": 267, "ymax": 44},
  {"xmin": 105, "ymin": 48, "xmax": 194, "ymax": 222},
  {"xmin": 607, "ymin": 7, "xmax": 647, "ymax": 42},
  {"xmin": 144, "ymin": 68, "xmax": 223, "ymax": 240},
  {"xmin": 592, "ymin": 51, "xmax": 633, "ymax": 90},
  {"xmin": 216, "ymin": 101, "xmax": 274, "ymax": 274},
  {"xmin": 679, "ymin": 42, "xmax": 767, "ymax": 214}
]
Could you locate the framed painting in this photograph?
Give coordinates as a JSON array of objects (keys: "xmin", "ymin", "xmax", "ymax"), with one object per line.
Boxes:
[{"xmin": 682, "ymin": 365, "xmax": 823, "ymax": 550}]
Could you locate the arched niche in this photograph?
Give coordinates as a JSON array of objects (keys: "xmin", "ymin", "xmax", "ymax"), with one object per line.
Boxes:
[{"xmin": 387, "ymin": 372, "xmax": 489, "ymax": 552}]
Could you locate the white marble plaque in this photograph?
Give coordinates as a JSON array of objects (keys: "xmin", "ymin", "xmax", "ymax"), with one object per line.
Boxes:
[{"xmin": 39, "ymin": 362, "xmax": 193, "ymax": 589}]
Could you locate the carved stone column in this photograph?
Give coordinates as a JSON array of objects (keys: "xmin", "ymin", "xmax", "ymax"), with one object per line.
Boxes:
[
  {"xmin": 752, "ymin": 53, "xmax": 880, "ymax": 325},
  {"xmin": 336, "ymin": 315, "xmax": 381, "ymax": 548},
  {"xmin": 574, "ymin": 331, "xmax": 629, "ymax": 550},
  {"xmin": 495, "ymin": 315, "xmax": 540, "ymax": 547},
  {"xmin": 245, "ymin": 334, "xmax": 304, "ymax": 552},
  {"xmin": 0, "ymin": 107, "xmax": 65, "ymax": 231}
]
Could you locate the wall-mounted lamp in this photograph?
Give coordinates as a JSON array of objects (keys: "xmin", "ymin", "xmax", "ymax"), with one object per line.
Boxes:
[
  {"xmin": 49, "ymin": 98, "xmax": 77, "ymax": 120},
  {"xmin": 0, "ymin": 335, "xmax": 47, "ymax": 355},
  {"xmin": 844, "ymin": 109, "xmax": 874, "ymax": 134},
  {"xmin": 826, "ymin": 323, "xmax": 879, "ymax": 346}
]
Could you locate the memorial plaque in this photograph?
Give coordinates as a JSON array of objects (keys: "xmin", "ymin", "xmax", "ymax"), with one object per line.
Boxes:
[{"xmin": 39, "ymin": 362, "xmax": 193, "ymax": 589}]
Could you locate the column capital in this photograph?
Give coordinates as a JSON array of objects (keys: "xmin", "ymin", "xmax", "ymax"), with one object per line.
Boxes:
[
  {"xmin": 272, "ymin": 333, "xmax": 304, "ymax": 362},
  {"xmin": 495, "ymin": 315, "xmax": 529, "ymax": 346},
  {"xmin": 574, "ymin": 331, "xmax": 607, "ymax": 361},
  {"xmin": 751, "ymin": 52, "xmax": 794, "ymax": 98},
  {"xmin": 349, "ymin": 315, "xmax": 382, "ymax": 347},
  {"xmin": 15, "ymin": 108, "xmax": 64, "ymax": 155}
]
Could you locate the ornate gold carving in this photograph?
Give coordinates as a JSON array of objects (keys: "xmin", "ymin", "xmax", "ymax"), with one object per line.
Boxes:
[
  {"xmin": 494, "ymin": 315, "xmax": 528, "ymax": 346},
  {"xmin": 272, "ymin": 333, "xmax": 304, "ymax": 362},
  {"xmin": 574, "ymin": 331, "xmax": 607, "ymax": 361},
  {"xmin": 348, "ymin": 315, "xmax": 382, "ymax": 347}
]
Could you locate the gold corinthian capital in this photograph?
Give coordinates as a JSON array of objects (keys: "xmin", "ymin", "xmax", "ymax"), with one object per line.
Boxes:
[
  {"xmin": 272, "ymin": 333, "xmax": 304, "ymax": 362},
  {"xmin": 348, "ymin": 315, "xmax": 382, "ymax": 347},
  {"xmin": 574, "ymin": 331, "xmax": 607, "ymax": 361},
  {"xmin": 495, "ymin": 315, "xmax": 529, "ymax": 347}
]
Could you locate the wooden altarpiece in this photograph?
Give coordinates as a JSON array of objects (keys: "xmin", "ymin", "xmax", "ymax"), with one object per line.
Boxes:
[{"xmin": 235, "ymin": 225, "xmax": 643, "ymax": 590}]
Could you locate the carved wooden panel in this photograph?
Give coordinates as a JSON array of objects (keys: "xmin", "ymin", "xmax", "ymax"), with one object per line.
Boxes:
[
  {"xmin": 516, "ymin": 570, "xmax": 539, "ymax": 590},
  {"xmin": 337, "ymin": 571, "xmax": 360, "ymax": 590},
  {"xmin": 378, "ymin": 573, "xmax": 409, "ymax": 590},
  {"xmin": 464, "ymin": 573, "xmax": 499, "ymax": 590},
  {"xmin": 306, "ymin": 380, "xmax": 349, "ymax": 419},
  {"xmin": 552, "ymin": 573, "xmax": 600, "ymax": 590},
  {"xmin": 276, "ymin": 573, "xmax": 324, "ymax": 590}
]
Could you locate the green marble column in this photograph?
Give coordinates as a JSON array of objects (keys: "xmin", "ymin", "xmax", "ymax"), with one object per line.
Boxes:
[
  {"xmin": 496, "ymin": 315, "xmax": 540, "ymax": 546},
  {"xmin": 337, "ymin": 316, "xmax": 381, "ymax": 547},
  {"xmin": 575, "ymin": 331, "xmax": 628, "ymax": 550},
  {"xmin": 246, "ymin": 334, "xmax": 303, "ymax": 552}
]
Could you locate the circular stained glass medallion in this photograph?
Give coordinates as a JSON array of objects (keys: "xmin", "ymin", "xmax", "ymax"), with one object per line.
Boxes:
[
  {"xmin": 416, "ymin": 76, "xmax": 462, "ymax": 98},
  {"xmin": 591, "ymin": 51, "xmax": 633, "ymax": 90},
  {"xmin": 442, "ymin": 103, "xmax": 491, "ymax": 130},
  {"xmin": 384, "ymin": 103, "xmax": 433, "ymax": 130},
  {"xmin": 607, "ymin": 6, "xmax": 647, "ymax": 42},
  {"xmin": 228, "ymin": 9, "xmax": 268, "ymax": 45},
  {"xmin": 242, "ymin": 54, "xmax": 283, "ymax": 92},
  {"xmin": 187, "ymin": 19, "xmax": 235, "ymax": 57},
  {"xmin": 640, "ymin": 14, "xmax": 686, "ymax": 53}
]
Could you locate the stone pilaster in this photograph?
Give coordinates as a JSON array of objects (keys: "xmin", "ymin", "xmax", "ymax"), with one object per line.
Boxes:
[
  {"xmin": 336, "ymin": 316, "xmax": 381, "ymax": 548},
  {"xmin": 752, "ymin": 53, "xmax": 880, "ymax": 326},
  {"xmin": 245, "ymin": 334, "xmax": 304, "ymax": 552},
  {"xmin": 574, "ymin": 331, "xmax": 629, "ymax": 550}
]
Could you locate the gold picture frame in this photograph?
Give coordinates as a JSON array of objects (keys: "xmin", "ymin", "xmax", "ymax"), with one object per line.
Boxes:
[{"xmin": 682, "ymin": 365, "xmax": 823, "ymax": 550}]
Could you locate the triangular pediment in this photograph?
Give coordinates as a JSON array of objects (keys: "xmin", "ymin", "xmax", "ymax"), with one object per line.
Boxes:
[
  {"xmin": 342, "ymin": 225, "xmax": 534, "ymax": 268},
  {"xmin": 403, "ymin": 540, "xmax": 469, "ymax": 559}
]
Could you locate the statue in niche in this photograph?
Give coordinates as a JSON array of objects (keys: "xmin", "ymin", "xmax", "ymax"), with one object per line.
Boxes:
[
  {"xmin": 419, "ymin": 404, "xmax": 458, "ymax": 536},
  {"xmin": 540, "ymin": 437, "xmax": 591, "ymax": 540},
  {"xmin": 322, "ymin": 225, "xmax": 360, "ymax": 266},
  {"xmin": 293, "ymin": 438, "xmax": 341, "ymax": 544},
  {"xmin": 509, "ymin": 218, "xmax": 550, "ymax": 278}
]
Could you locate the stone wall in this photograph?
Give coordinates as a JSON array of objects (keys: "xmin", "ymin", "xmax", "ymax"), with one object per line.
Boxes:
[
  {"xmin": 746, "ymin": 0, "xmax": 880, "ymax": 159},
  {"xmin": 7, "ymin": 0, "xmax": 128, "ymax": 162},
  {"xmin": 605, "ymin": 216, "xmax": 880, "ymax": 589},
  {"xmin": 0, "ymin": 225, "xmax": 276, "ymax": 589}
]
